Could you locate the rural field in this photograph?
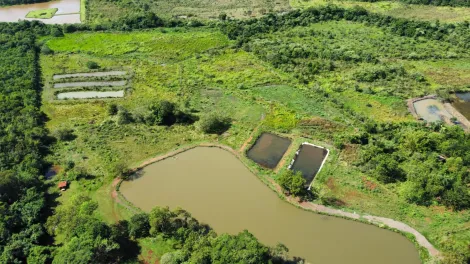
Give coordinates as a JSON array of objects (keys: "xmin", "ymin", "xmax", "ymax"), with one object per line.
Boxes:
[
  {"xmin": 84, "ymin": 0, "xmax": 470, "ymax": 23},
  {"xmin": 86, "ymin": 0, "xmax": 292, "ymax": 23},
  {"xmin": 290, "ymin": 0, "xmax": 470, "ymax": 23},
  {"xmin": 1, "ymin": 0, "xmax": 470, "ymax": 263},
  {"xmin": 38, "ymin": 14, "xmax": 470, "ymax": 263}
]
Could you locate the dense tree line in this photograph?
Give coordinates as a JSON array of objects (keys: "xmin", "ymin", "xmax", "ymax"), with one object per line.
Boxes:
[
  {"xmin": 0, "ymin": 0, "xmax": 49, "ymax": 6},
  {"xmin": 0, "ymin": 21, "xmax": 50, "ymax": 263},
  {"xmin": 359, "ymin": 0, "xmax": 470, "ymax": 7},
  {"xmin": 46, "ymin": 194, "xmax": 293, "ymax": 263},
  {"xmin": 48, "ymin": 12, "xmax": 203, "ymax": 33},
  {"xmin": 221, "ymin": 5, "xmax": 470, "ymax": 49}
]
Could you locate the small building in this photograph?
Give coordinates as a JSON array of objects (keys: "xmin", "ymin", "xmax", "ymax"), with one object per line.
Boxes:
[{"xmin": 58, "ymin": 181, "xmax": 68, "ymax": 191}]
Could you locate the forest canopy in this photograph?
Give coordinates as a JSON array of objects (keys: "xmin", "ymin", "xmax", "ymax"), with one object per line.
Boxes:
[{"xmin": 0, "ymin": 22, "xmax": 49, "ymax": 263}]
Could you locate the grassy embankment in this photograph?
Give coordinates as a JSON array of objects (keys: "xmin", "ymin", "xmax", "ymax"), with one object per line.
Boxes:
[
  {"xmin": 290, "ymin": 0, "xmax": 470, "ymax": 23},
  {"xmin": 80, "ymin": 0, "xmax": 86, "ymax": 21},
  {"xmin": 40, "ymin": 25, "xmax": 470, "ymax": 262},
  {"xmin": 25, "ymin": 8, "xmax": 57, "ymax": 19}
]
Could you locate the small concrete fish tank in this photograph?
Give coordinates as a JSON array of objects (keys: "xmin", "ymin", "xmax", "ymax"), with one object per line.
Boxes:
[
  {"xmin": 247, "ymin": 133, "xmax": 291, "ymax": 169},
  {"xmin": 289, "ymin": 143, "xmax": 329, "ymax": 188}
]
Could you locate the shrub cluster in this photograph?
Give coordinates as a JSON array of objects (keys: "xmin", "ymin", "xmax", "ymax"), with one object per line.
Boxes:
[
  {"xmin": 222, "ymin": 5, "xmax": 470, "ymax": 49},
  {"xmin": 355, "ymin": 122, "xmax": 470, "ymax": 210},
  {"xmin": 359, "ymin": 0, "xmax": 470, "ymax": 7}
]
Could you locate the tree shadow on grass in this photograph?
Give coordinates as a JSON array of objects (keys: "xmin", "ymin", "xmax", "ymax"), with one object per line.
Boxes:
[
  {"xmin": 123, "ymin": 168, "xmax": 145, "ymax": 181},
  {"xmin": 111, "ymin": 220, "xmax": 142, "ymax": 263},
  {"xmin": 321, "ymin": 197, "xmax": 347, "ymax": 207}
]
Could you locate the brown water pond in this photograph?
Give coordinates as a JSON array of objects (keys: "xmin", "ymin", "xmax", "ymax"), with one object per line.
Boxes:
[
  {"xmin": 290, "ymin": 143, "xmax": 328, "ymax": 185},
  {"xmin": 0, "ymin": 0, "xmax": 80, "ymax": 24},
  {"xmin": 120, "ymin": 147, "xmax": 420, "ymax": 264},
  {"xmin": 247, "ymin": 133, "xmax": 291, "ymax": 169},
  {"xmin": 413, "ymin": 98, "xmax": 452, "ymax": 123},
  {"xmin": 452, "ymin": 92, "xmax": 470, "ymax": 120}
]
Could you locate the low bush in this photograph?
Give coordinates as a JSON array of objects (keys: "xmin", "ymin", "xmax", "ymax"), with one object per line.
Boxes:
[
  {"xmin": 278, "ymin": 170, "xmax": 307, "ymax": 197},
  {"xmin": 86, "ymin": 61, "xmax": 100, "ymax": 69},
  {"xmin": 197, "ymin": 113, "xmax": 231, "ymax": 134}
]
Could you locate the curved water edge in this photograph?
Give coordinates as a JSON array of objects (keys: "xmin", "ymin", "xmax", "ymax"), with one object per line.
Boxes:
[
  {"xmin": 117, "ymin": 143, "xmax": 439, "ymax": 262},
  {"xmin": 0, "ymin": 0, "xmax": 81, "ymax": 24}
]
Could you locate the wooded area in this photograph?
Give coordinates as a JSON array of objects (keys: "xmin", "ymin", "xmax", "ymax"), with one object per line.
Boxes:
[
  {"xmin": 0, "ymin": 21, "xmax": 284, "ymax": 263},
  {"xmin": 0, "ymin": 21, "xmax": 49, "ymax": 263}
]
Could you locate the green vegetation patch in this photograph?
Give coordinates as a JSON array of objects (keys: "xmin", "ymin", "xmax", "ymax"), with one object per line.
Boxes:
[
  {"xmin": 290, "ymin": 0, "xmax": 470, "ymax": 23},
  {"xmin": 25, "ymin": 8, "xmax": 58, "ymax": 19},
  {"xmin": 46, "ymin": 28, "xmax": 230, "ymax": 61}
]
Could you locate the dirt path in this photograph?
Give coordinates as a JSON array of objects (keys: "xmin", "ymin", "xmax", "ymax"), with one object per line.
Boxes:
[
  {"xmin": 274, "ymin": 142, "xmax": 297, "ymax": 173},
  {"xmin": 110, "ymin": 177, "xmax": 139, "ymax": 221},
  {"xmin": 239, "ymin": 132, "xmax": 255, "ymax": 153},
  {"xmin": 111, "ymin": 178, "xmax": 121, "ymax": 222},
  {"xmin": 114, "ymin": 143, "xmax": 441, "ymax": 260},
  {"xmin": 239, "ymin": 122, "xmax": 264, "ymax": 153}
]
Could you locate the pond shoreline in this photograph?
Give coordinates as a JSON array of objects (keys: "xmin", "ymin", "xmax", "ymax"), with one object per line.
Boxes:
[
  {"xmin": 407, "ymin": 95, "xmax": 470, "ymax": 131},
  {"xmin": 406, "ymin": 94, "xmax": 437, "ymax": 119},
  {"xmin": 443, "ymin": 102, "xmax": 470, "ymax": 131},
  {"xmin": 114, "ymin": 142, "xmax": 440, "ymax": 261}
]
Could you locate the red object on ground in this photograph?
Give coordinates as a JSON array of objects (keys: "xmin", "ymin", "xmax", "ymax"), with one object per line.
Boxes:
[{"xmin": 58, "ymin": 181, "xmax": 68, "ymax": 190}]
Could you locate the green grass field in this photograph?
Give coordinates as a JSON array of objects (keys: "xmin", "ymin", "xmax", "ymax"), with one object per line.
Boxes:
[
  {"xmin": 25, "ymin": 8, "xmax": 58, "ymax": 19},
  {"xmin": 80, "ymin": 0, "xmax": 86, "ymax": 21},
  {"xmin": 290, "ymin": 0, "xmax": 470, "ymax": 23},
  {"xmin": 41, "ymin": 22, "xmax": 470, "ymax": 262}
]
